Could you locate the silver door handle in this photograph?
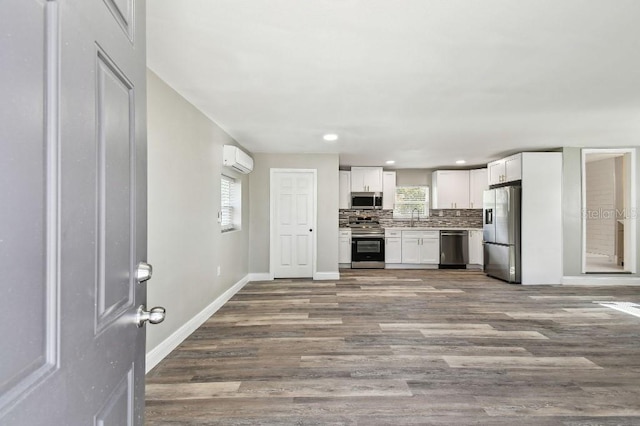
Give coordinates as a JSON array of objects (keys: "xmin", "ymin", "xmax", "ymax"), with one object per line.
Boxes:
[
  {"xmin": 135, "ymin": 262, "xmax": 153, "ymax": 283},
  {"xmin": 136, "ymin": 305, "xmax": 166, "ymax": 327}
]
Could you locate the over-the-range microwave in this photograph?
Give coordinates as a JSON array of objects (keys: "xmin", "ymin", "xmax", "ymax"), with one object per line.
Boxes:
[{"xmin": 351, "ymin": 192, "xmax": 382, "ymax": 210}]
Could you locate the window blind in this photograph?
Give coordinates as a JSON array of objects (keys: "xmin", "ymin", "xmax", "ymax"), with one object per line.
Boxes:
[
  {"xmin": 221, "ymin": 175, "xmax": 234, "ymax": 231},
  {"xmin": 393, "ymin": 186, "xmax": 429, "ymax": 218}
]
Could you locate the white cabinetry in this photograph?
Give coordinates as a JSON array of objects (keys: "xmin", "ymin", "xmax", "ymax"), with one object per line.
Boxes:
[
  {"xmin": 469, "ymin": 168, "xmax": 488, "ymax": 209},
  {"xmin": 339, "ymin": 229, "xmax": 351, "ymax": 265},
  {"xmin": 468, "ymin": 229, "xmax": 483, "ymax": 266},
  {"xmin": 401, "ymin": 230, "xmax": 440, "ymax": 265},
  {"xmin": 488, "ymin": 153, "xmax": 522, "ymax": 185},
  {"xmin": 385, "ymin": 229, "xmax": 402, "ymax": 264},
  {"xmin": 382, "ymin": 171, "xmax": 396, "ymax": 210},
  {"xmin": 432, "ymin": 170, "xmax": 470, "ymax": 209},
  {"xmin": 351, "ymin": 167, "xmax": 383, "ymax": 192},
  {"xmin": 339, "ymin": 170, "xmax": 351, "ymax": 209}
]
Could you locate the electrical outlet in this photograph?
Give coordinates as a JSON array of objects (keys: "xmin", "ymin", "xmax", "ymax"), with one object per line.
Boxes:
[
  {"xmin": 456, "ymin": 210, "xmax": 460, "ymax": 216},
  {"xmin": 217, "ymin": 266, "xmax": 221, "ymax": 276},
  {"xmin": 438, "ymin": 211, "xmax": 443, "ymax": 217}
]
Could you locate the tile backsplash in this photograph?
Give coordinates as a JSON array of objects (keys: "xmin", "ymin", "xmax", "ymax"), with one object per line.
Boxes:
[{"xmin": 339, "ymin": 209, "xmax": 482, "ymax": 228}]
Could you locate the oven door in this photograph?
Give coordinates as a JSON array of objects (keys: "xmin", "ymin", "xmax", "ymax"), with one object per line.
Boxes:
[{"xmin": 351, "ymin": 236, "xmax": 385, "ymax": 268}]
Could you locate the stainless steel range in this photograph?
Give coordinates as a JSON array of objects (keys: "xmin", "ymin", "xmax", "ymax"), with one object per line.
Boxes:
[{"xmin": 349, "ymin": 216, "xmax": 385, "ymax": 269}]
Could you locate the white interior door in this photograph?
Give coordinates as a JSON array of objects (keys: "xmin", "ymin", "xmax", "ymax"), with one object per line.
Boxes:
[
  {"xmin": 271, "ymin": 169, "xmax": 316, "ymax": 278},
  {"xmin": 1, "ymin": 1, "xmax": 151, "ymax": 424}
]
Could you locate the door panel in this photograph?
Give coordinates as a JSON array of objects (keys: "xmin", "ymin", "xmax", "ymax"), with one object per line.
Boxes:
[
  {"xmin": 272, "ymin": 171, "xmax": 315, "ymax": 278},
  {"xmin": 97, "ymin": 49, "xmax": 135, "ymax": 330},
  {"xmin": 1, "ymin": 0, "xmax": 148, "ymax": 424},
  {"xmin": 279, "ymin": 236, "xmax": 292, "ymax": 265},
  {"xmin": 495, "ymin": 187, "xmax": 510, "ymax": 245},
  {"xmin": 0, "ymin": 0, "xmax": 57, "ymax": 414}
]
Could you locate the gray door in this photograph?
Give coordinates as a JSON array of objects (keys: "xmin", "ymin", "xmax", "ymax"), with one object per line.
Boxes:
[{"xmin": 1, "ymin": 0, "xmax": 152, "ymax": 424}]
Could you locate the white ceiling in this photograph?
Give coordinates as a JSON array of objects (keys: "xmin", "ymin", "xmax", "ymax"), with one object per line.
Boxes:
[{"xmin": 147, "ymin": 0, "xmax": 640, "ymax": 169}]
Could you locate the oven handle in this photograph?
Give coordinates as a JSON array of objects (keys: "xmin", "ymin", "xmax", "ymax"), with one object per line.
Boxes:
[{"xmin": 351, "ymin": 235, "xmax": 385, "ymax": 239}]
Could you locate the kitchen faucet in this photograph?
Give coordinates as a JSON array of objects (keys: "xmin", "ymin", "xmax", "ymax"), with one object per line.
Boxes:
[{"xmin": 410, "ymin": 208, "xmax": 420, "ymax": 227}]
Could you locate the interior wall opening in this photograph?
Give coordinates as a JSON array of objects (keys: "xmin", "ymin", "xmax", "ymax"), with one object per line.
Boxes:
[{"xmin": 582, "ymin": 149, "xmax": 636, "ymax": 274}]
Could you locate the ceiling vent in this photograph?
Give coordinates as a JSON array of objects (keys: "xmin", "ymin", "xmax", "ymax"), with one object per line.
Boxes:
[{"xmin": 223, "ymin": 145, "xmax": 253, "ymax": 174}]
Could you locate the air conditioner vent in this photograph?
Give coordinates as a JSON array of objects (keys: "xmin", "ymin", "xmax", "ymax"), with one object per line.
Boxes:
[{"xmin": 223, "ymin": 145, "xmax": 253, "ymax": 174}]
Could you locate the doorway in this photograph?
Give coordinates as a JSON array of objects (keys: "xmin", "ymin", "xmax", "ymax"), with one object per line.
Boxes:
[
  {"xmin": 270, "ymin": 169, "xmax": 317, "ymax": 278},
  {"xmin": 582, "ymin": 149, "xmax": 636, "ymax": 273}
]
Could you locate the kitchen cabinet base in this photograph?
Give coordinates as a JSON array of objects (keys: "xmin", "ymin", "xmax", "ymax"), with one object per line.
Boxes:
[{"xmin": 384, "ymin": 264, "xmax": 439, "ymax": 269}]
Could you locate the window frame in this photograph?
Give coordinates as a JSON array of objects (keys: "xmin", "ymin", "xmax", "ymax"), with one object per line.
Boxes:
[
  {"xmin": 220, "ymin": 174, "xmax": 241, "ymax": 232},
  {"xmin": 393, "ymin": 185, "xmax": 430, "ymax": 219}
]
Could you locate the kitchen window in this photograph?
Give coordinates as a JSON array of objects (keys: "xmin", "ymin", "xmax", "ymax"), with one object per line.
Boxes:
[
  {"xmin": 393, "ymin": 186, "xmax": 429, "ymax": 218},
  {"xmin": 220, "ymin": 174, "xmax": 241, "ymax": 232}
]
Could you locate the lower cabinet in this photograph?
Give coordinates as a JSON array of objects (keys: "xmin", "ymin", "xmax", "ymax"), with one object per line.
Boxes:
[
  {"xmin": 468, "ymin": 229, "xmax": 483, "ymax": 266},
  {"xmin": 339, "ymin": 229, "xmax": 351, "ymax": 264},
  {"xmin": 401, "ymin": 230, "xmax": 439, "ymax": 265},
  {"xmin": 385, "ymin": 230, "xmax": 402, "ymax": 264}
]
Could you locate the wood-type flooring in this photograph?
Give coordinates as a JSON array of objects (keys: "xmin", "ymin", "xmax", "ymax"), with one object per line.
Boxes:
[{"xmin": 146, "ymin": 269, "xmax": 640, "ymax": 425}]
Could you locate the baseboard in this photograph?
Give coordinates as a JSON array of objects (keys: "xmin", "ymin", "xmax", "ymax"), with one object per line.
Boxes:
[
  {"xmin": 145, "ymin": 274, "xmax": 250, "ymax": 373},
  {"xmin": 562, "ymin": 276, "xmax": 640, "ymax": 286},
  {"xmin": 313, "ymin": 271, "xmax": 340, "ymax": 280},
  {"xmin": 248, "ymin": 272, "xmax": 274, "ymax": 282}
]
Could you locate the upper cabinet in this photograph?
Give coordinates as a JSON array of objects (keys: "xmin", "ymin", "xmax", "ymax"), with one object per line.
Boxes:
[
  {"xmin": 351, "ymin": 167, "xmax": 383, "ymax": 192},
  {"xmin": 469, "ymin": 168, "xmax": 488, "ymax": 209},
  {"xmin": 382, "ymin": 171, "xmax": 396, "ymax": 210},
  {"xmin": 488, "ymin": 153, "xmax": 522, "ymax": 186},
  {"xmin": 339, "ymin": 170, "xmax": 351, "ymax": 209},
  {"xmin": 432, "ymin": 170, "xmax": 470, "ymax": 209}
]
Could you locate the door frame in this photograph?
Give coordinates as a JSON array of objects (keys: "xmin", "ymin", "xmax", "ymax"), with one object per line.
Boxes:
[
  {"xmin": 269, "ymin": 168, "xmax": 317, "ymax": 279},
  {"xmin": 581, "ymin": 148, "xmax": 637, "ymax": 274}
]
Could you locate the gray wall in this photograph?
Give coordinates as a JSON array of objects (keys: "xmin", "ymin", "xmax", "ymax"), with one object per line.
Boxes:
[
  {"xmin": 249, "ymin": 153, "xmax": 339, "ymax": 276},
  {"xmin": 395, "ymin": 169, "xmax": 433, "ymax": 187},
  {"xmin": 146, "ymin": 70, "xmax": 250, "ymax": 352},
  {"xmin": 562, "ymin": 147, "xmax": 640, "ymax": 276}
]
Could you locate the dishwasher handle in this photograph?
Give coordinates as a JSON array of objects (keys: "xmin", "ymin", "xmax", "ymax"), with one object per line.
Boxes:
[{"xmin": 440, "ymin": 231, "xmax": 468, "ymax": 236}]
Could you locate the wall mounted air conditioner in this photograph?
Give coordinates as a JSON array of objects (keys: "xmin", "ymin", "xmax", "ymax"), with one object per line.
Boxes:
[{"xmin": 223, "ymin": 145, "xmax": 254, "ymax": 174}]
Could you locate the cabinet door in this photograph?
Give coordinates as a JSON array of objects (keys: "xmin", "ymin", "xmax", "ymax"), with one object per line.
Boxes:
[
  {"xmin": 401, "ymin": 237, "xmax": 420, "ymax": 263},
  {"xmin": 469, "ymin": 168, "xmax": 488, "ymax": 209},
  {"xmin": 487, "ymin": 161, "xmax": 504, "ymax": 186},
  {"xmin": 365, "ymin": 167, "xmax": 383, "ymax": 192},
  {"xmin": 385, "ymin": 237, "xmax": 402, "ymax": 263},
  {"xmin": 504, "ymin": 154, "xmax": 522, "ymax": 182},
  {"xmin": 339, "ymin": 171, "xmax": 351, "ymax": 209},
  {"xmin": 468, "ymin": 230, "xmax": 483, "ymax": 265},
  {"xmin": 339, "ymin": 232, "xmax": 351, "ymax": 263},
  {"xmin": 350, "ymin": 168, "xmax": 365, "ymax": 192},
  {"xmin": 382, "ymin": 171, "xmax": 396, "ymax": 210},
  {"xmin": 420, "ymin": 237, "xmax": 440, "ymax": 264},
  {"xmin": 434, "ymin": 170, "xmax": 469, "ymax": 208}
]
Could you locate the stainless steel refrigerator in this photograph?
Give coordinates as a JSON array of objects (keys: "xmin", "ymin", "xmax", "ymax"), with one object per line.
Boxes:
[{"xmin": 483, "ymin": 186, "xmax": 521, "ymax": 283}]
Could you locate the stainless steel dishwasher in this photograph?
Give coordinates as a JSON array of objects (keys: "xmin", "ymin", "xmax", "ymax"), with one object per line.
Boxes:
[{"xmin": 440, "ymin": 230, "xmax": 469, "ymax": 268}]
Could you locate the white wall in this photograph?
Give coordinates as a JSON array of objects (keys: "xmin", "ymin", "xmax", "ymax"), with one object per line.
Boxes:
[
  {"xmin": 249, "ymin": 153, "xmax": 339, "ymax": 277},
  {"xmin": 146, "ymin": 70, "xmax": 250, "ymax": 358}
]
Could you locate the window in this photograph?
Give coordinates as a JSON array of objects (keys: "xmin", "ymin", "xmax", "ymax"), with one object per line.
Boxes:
[
  {"xmin": 393, "ymin": 186, "xmax": 429, "ymax": 218},
  {"xmin": 220, "ymin": 174, "xmax": 241, "ymax": 232}
]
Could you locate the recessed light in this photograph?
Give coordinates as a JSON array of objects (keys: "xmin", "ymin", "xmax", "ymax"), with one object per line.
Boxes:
[
  {"xmin": 455, "ymin": 160, "xmax": 466, "ymax": 164},
  {"xmin": 386, "ymin": 160, "xmax": 395, "ymax": 165},
  {"xmin": 323, "ymin": 133, "xmax": 339, "ymax": 142}
]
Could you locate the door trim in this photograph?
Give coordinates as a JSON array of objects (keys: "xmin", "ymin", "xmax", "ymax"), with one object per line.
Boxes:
[
  {"xmin": 581, "ymin": 148, "xmax": 637, "ymax": 274},
  {"xmin": 269, "ymin": 168, "xmax": 317, "ymax": 279}
]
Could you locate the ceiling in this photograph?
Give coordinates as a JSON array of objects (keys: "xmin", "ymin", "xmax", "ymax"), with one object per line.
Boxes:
[{"xmin": 147, "ymin": 0, "xmax": 640, "ymax": 169}]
